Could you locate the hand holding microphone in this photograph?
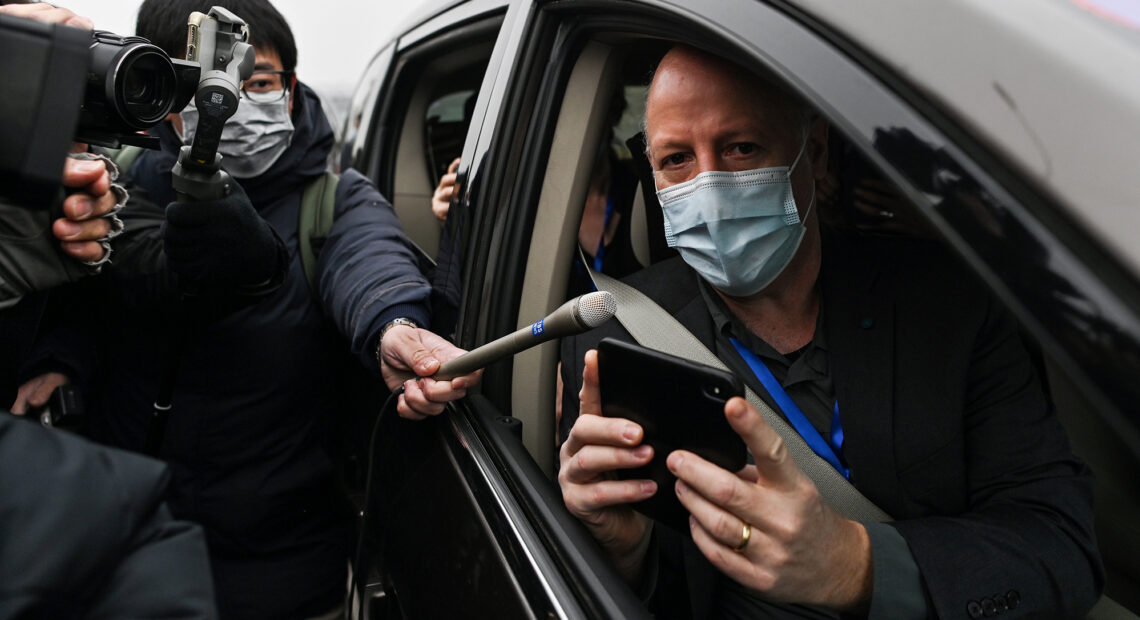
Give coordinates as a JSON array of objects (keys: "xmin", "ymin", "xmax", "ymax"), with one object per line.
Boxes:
[{"xmin": 382, "ymin": 291, "xmax": 616, "ymax": 420}]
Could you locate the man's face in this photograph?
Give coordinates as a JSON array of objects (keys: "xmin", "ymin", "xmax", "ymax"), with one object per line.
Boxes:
[{"xmin": 645, "ymin": 47, "xmax": 826, "ymax": 219}]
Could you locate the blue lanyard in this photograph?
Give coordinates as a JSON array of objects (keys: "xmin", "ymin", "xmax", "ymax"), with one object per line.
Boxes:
[
  {"xmin": 593, "ymin": 197, "xmax": 615, "ymax": 272},
  {"xmin": 730, "ymin": 338, "xmax": 849, "ymax": 479}
]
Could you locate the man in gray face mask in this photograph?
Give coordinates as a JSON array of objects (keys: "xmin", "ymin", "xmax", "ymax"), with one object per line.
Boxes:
[
  {"xmin": 176, "ymin": 49, "xmax": 294, "ymax": 179},
  {"xmin": 16, "ymin": 1, "xmax": 480, "ymax": 618},
  {"xmin": 558, "ymin": 45, "xmax": 1101, "ymax": 619}
]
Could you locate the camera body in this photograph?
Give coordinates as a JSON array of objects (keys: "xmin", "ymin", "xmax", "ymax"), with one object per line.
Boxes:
[
  {"xmin": 78, "ymin": 30, "xmax": 201, "ymax": 150},
  {"xmin": 0, "ymin": 13, "xmax": 200, "ymax": 209}
]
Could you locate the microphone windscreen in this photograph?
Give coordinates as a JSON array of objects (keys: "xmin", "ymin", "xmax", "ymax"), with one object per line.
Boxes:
[{"xmin": 576, "ymin": 291, "xmax": 616, "ymax": 328}]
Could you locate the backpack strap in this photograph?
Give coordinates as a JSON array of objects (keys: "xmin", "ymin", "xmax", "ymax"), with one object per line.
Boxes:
[{"xmin": 298, "ymin": 171, "xmax": 340, "ymax": 298}]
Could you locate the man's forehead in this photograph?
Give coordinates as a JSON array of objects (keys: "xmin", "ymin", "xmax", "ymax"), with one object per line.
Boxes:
[
  {"xmin": 254, "ymin": 47, "xmax": 283, "ymax": 71},
  {"xmin": 652, "ymin": 46, "xmax": 760, "ymax": 94},
  {"xmin": 646, "ymin": 48, "xmax": 801, "ymax": 141}
]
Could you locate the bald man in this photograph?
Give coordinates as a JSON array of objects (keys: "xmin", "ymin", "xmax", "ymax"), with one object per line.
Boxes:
[{"xmin": 558, "ymin": 46, "xmax": 1101, "ymax": 619}]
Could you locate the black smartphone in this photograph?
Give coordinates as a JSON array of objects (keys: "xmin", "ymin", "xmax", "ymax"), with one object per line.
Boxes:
[{"xmin": 597, "ymin": 337, "xmax": 746, "ymax": 533}]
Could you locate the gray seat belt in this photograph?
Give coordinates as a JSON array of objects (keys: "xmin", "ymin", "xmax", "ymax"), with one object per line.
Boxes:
[{"xmin": 584, "ymin": 258, "xmax": 891, "ymax": 523}]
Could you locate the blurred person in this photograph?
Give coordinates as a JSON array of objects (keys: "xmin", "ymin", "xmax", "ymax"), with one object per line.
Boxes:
[
  {"xmin": 0, "ymin": 5, "xmax": 217, "ymax": 618},
  {"xmin": 0, "ymin": 411, "xmax": 218, "ymax": 618},
  {"xmin": 558, "ymin": 45, "xmax": 1101, "ymax": 618},
  {"xmin": 14, "ymin": 1, "xmax": 479, "ymax": 618}
]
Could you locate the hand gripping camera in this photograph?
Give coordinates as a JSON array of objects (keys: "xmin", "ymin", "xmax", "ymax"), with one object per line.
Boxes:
[
  {"xmin": 0, "ymin": 6, "xmax": 254, "ymax": 209},
  {"xmin": 0, "ymin": 13, "xmax": 200, "ymax": 208}
]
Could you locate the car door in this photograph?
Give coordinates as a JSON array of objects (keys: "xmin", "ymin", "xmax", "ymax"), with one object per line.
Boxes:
[
  {"xmin": 359, "ymin": 0, "xmax": 1140, "ymax": 617},
  {"xmin": 347, "ymin": 2, "xmax": 652, "ymax": 618}
]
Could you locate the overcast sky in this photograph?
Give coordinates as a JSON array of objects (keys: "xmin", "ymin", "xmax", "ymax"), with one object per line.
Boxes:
[{"xmin": 63, "ymin": 0, "xmax": 430, "ymax": 95}]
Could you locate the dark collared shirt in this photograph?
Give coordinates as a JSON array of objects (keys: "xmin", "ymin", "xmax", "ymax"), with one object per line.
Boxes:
[{"xmin": 698, "ymin": 280, "xmax": 838, "ymax": 442}]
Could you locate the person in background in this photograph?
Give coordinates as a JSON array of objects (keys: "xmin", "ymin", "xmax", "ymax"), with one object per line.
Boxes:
[{"xmin": 0, "ymin": 5, "xmax": 217, "ymax": 618}]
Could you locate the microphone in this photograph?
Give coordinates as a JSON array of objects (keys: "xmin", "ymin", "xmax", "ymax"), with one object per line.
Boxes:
[{"xmin": 435, "ymin": 291, "xmax": 616, "ymax": 379}]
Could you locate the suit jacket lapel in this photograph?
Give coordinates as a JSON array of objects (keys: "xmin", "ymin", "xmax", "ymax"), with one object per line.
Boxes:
[{"xmin": 823, "ymin": 233, "xmax": 901, "ymax": 507}]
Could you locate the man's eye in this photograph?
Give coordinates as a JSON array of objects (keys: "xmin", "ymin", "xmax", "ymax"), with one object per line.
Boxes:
[
  {"xmin": 661, "ymin": 153, "xmax": 688, "ymax": 168},
  {"xmin": 730, "ymin": 143, "xmax": 758, "ymax": 156},
  {"xmin": 247, "ymin": 79, "xmax": 273, "ymax": 91}
]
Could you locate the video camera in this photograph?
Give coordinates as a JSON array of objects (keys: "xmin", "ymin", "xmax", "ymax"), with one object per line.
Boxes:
[{"xmin": 0, "ymin": 7, "xmax": 253, "ymax": 209}]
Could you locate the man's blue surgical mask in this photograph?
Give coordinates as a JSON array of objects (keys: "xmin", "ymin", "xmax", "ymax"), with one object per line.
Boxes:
[
  {"xmin": 179, "ymin": 90, "xmax": 294, "ymax": 179},
  {"xmin": 655, "ymin": 133, "xmax": 814, "ymax": 297}
]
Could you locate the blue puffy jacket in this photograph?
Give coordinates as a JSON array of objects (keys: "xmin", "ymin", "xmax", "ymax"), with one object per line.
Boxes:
[{"xmin": 30, "ymin": 83, "xmax": 431, "ymax": 619}]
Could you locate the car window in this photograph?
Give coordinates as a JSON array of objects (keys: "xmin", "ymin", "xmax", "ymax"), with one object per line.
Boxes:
[
  {"xmin": 425, "ymin": 88, "xmax": 478, "ymax": 181},
  {"xmin": 353, "ymin": 15, "xmax": 499, "ymax": 261}
]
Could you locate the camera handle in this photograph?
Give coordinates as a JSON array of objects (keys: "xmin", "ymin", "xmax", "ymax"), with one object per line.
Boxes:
[
  {"xmin": 171, "ymin": 7, "xmax": 254, "ymax": 202},
  {"xmin": 148, "ymin": 8, "xmax": 253, "ymax": 454}
]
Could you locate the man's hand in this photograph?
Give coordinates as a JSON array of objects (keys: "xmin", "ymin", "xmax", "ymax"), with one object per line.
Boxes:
[
  {"xmin": 666, "ymin": 397, "xmax": 872, "ymax": 612},
  {"xmin": 431, "ymin": 158, "xmax": 461, "ymax": 222},
  {"xmin": 164, "ymin": 181, "xmax": 282, "ymax": 288},
  {"xmin": 558, "ymin": 349, "xmax": 656, "ymax": 584},
  {"xmin": 378, "ymin": 324, "xmax": 480, "ymax": 420},
  {"xmin": 0, "ymin": 3, "xmax": 93, "ymax": 29},
  {"xmin": 56, "ymin": 157, "xmax": 119, "ymax": 263},
  {"xmin": 10, "ymin": 372, "xmax": 69, "ymax": 415}
]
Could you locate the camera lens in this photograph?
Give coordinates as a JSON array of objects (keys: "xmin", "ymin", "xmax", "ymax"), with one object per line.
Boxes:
[
  {"xmin": 125, "ymin": 70, "xmax": 151, "ymax": 101},
  {"xmin": 117, "ymin": 49, "xmax": 173, "ymax": 126},
  {"xmin": 79, "ymin": 31, "xmax": 195, "ymax": 148}
]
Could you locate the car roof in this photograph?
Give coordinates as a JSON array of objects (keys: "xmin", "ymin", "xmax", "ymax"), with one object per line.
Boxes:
[{"xmin": 788, "ymin": 0, "xmax": 1140, "ymax": 275}]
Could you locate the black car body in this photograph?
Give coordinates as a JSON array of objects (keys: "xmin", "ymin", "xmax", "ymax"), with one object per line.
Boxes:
[{"xmin": 336, "ymin": 1, "xmax": 1140, "ymax": 617}]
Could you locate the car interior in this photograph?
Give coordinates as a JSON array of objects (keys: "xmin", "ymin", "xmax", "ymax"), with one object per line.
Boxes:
[
  {"xmin": 382, "ymin": 39, "xmax": 494, "ymax": 260},
  {"xmin": 371, "ymin": 19, "xmax": 1138, "ymax": 615}
]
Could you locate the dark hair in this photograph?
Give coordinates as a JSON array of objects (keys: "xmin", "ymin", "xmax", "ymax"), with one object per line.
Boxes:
[{"xmin": 136, "ymin": 0, "xmax": 298, "ymax": 72}]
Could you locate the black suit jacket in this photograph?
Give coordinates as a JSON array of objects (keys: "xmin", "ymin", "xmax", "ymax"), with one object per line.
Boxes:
[{"xmin": 560, "ymin": 230, "xmax": 1103, "ymax": 618}]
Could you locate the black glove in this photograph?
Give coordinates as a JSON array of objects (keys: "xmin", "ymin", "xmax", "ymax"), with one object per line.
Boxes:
[{"xmin": 163, "ymin": 181, "xmax": 285, "ymax": 290}]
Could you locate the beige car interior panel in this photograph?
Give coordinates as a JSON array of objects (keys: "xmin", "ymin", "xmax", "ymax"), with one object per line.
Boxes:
[
  {"xmin": 392, "ymin": 46, "xmax": 491, "ymax": 259},
  {"xmin": 629, "ymin": 183, "xmax": 651, "ymax": 267},
  {"xmin": 393, "ymin": 83, "xmax": 439, "ymax": 259},
  {"xmin": 512, "ymin": 41, "xmax": 623, "ymax": 473}
]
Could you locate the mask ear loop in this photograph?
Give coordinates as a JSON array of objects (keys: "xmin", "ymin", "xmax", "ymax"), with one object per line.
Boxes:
[{"xmin": 788, "ymin": 123, "xmax": 816, "ymax": 226}]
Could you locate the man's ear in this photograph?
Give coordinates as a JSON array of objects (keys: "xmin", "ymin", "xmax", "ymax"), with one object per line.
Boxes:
[
  {"xmin": 288, "ymin": 74, "xmax": 299, "ymax": 117},
  {"xmin": 809, "ymin": 116, "xmax": 829, "ymax": 181}
]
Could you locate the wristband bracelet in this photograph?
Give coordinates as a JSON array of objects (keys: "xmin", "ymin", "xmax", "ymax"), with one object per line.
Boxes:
[
  {"xmin": 376, "ymin": 317, "xmax": 418, "ymax": 366},
  {"xmin": 380, "ymin": 317, "xmax": 418, "ymax": 339}
]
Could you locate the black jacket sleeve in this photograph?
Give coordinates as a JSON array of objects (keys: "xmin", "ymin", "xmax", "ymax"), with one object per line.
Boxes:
[
  {"xmin": 888, "ymin": 290, "xmax": 1104, "ymax": 618},
  {"xmin": 0, "ymin": 415, "xmax": 217, "ymax": 618}
]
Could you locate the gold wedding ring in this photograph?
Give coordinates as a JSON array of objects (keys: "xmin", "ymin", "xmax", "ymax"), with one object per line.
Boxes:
[{"xmin": 733, "ymin": 522, "xmax": 752, "ymax": 553}]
